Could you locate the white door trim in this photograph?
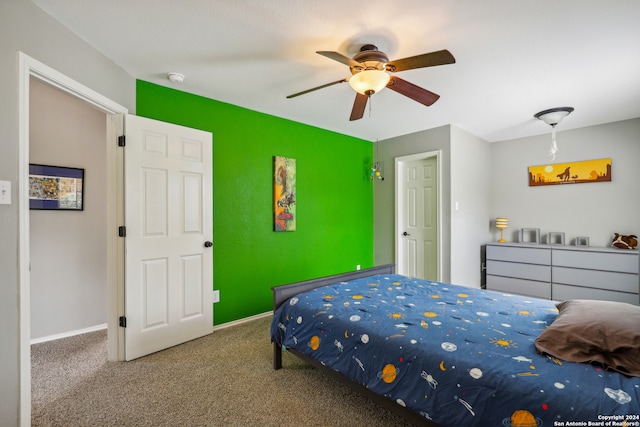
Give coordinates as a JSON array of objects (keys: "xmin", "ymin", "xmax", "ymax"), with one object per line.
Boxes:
[
  {"xmin": 394, "ymin": 150, "xmax": 442, "ymax": 281},
  {"xmin": 18, "ymin": 52, "xmax": 128, "ymax": 426}
]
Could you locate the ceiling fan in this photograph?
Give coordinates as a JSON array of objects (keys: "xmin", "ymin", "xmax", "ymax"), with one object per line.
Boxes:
[{"xmin": 287, "ymin": 44, "xmax": 456, "ymax": 121}]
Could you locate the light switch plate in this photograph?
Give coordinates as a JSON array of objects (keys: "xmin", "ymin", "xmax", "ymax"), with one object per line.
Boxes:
[{"xmin": 0, "ymin": 180, "xmax": 11, "ymax": 205}]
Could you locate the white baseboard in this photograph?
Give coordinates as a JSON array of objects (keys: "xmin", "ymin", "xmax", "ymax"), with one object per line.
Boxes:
[
  {"xmin": 213, "ymin": 311, "xmax": 273, "ymax": 331},
  {"xmin": 31, "ymin": 323, "xmax": 108, "ymax": 345},
  {"xmin": 30, "ymin": 312, "xmax": 273, "ymax": 345}
]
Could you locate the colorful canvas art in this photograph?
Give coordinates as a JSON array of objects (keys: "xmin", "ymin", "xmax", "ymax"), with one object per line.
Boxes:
[
  {"xmin": 528, "ymin": 158, "xmax": 611, "ymax": 186},
  {"xmin": 274, "ymin": 156, "xmax": 296, "ymax": 231}
]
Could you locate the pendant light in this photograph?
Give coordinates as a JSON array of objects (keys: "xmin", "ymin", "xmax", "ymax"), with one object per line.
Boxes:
[{"xmin": 534, "ymin": 107, "xmax": 574, "ymax": 160}]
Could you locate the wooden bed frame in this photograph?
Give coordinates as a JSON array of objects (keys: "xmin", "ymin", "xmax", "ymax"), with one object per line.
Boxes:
[{"xmin": 271, "ymin": 264, "xmax": 438, "ymax": 427}]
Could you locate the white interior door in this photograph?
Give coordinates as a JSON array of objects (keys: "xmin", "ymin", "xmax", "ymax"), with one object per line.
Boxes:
[
  {"xmin": 124, "ymin": 114, "xmax": 213, "ymax": 361},
  {"xmin": 398, "ymin": 156, "xmax": 438, "ymax": 280}
]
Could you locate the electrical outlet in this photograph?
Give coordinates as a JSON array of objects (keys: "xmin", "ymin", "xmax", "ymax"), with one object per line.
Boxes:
[
  {"xmin": 356, "ymin": 265, "xmax": 361, "ymax": 271},
  {"xmin": 212, "ymin": 290, "xmax": 220, "ymax": 303}
]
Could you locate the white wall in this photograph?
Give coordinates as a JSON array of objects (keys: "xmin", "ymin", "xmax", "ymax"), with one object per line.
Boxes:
[
  {"xmin": 29, "ymin": 78, "xmax": 108, "ymax": 340},
  {"xmin": 450, "ymin": 126, "xmax": 491, "ymax": 286},
  {"xmin": 490, "ymin": 118, "xmax": 640, "ymax": 248}
]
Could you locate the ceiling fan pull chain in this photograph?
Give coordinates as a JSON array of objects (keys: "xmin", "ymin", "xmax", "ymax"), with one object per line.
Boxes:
[{"xmin": 368, "ymin": 94, "xmax": 372, "ymax": 117}]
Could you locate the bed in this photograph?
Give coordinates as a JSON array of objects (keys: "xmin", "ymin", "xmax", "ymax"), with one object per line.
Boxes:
[{"xmin": 271, "ymin": 265, "xmax": 640, "ymax": 427}]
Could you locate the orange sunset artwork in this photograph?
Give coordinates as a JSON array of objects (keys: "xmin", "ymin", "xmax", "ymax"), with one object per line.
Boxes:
[{"xmin": 528, "ymin": 158, "xmax": 611, "ymax": 186}]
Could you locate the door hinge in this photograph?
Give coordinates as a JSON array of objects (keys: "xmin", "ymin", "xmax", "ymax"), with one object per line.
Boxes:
[
  {"xmin": 118, "ymin": 135, "xmax": 126, "ymax": 147},
  {"xmin": 118, "ymin": 226, "xmax": 126, "ymax": 237},
  {"xmin": 119, "ymin": 316, "xmax": 127, "ymax": 328}
]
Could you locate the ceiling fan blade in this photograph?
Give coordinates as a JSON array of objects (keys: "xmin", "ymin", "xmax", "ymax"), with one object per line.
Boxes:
[
  {"xmin": 350, "ymin": 93, "xmax": 368, "ymax": 121},
  {"xmin": 286, "ymin": 78, "xmax": 348, "ymax": 98},
  {"xmin": 386, "ymin": 49, "xmax": 455, "ymax": 72},
  {"xmin": 387, "ymin": 77, "xmax": 440, "ymax": 106},
  {"xmin": 317, "ymin": 51, "xmax": 363, "ymax": 68}
]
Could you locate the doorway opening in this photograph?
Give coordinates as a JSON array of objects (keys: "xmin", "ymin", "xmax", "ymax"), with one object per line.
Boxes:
[
  {"xmin": 18, "ymin": 52, "xmax": 127, "ymax": 424},
  {"xmin": 29, "ymin": 77, "xmax": 109, "ymax": 345}
]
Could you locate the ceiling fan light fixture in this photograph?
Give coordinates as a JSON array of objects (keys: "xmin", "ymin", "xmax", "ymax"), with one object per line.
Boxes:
[
  {"xmin": 348, "ymin": 69, "xmax": 390, "ymax": 96},
  {"xmin": 534, "ymin": 107, "xmax": 574, "ymax": 127}
]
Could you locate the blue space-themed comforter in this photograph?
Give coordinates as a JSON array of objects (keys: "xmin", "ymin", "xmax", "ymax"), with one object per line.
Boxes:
[{"xmin": 270, "ymin": 274, "xmax": 640, "ymax": 427}]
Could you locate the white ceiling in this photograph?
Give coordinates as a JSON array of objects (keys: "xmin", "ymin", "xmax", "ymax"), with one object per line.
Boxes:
[{"xmin": 32, "ymin": 0, "xmax": 640, "ymax": 142}]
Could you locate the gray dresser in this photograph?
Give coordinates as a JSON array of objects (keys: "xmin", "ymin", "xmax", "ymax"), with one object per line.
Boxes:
[{"xmin": 485, "ymin": 243, "xmax": 640, "ymax": 304}]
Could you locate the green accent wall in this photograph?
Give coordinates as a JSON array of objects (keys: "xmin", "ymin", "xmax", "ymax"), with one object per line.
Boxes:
[{"xmin": 136, "ymin": 80, "xmax": 374, "ymax": 325}]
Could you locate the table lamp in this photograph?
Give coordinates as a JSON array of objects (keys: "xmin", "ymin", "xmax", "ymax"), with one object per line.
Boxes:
[{"xmin": 496, "ymin": 217, "xmax": 508, "ymax": 243}]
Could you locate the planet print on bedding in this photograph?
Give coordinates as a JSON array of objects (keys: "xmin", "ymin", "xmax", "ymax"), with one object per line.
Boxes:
[{"xmin": 271, "ymin": 274, "xmax": 640, "ymax": 426}]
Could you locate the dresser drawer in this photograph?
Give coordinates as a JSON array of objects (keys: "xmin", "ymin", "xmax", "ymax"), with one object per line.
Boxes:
[
  {"xmin": 552, "ymin": 249, "xmax": 638, "ymax": 273},
  {"xmin": 552, "ymin": 283, "xmax": 639, "ymax": 305},
  {"xmin": 487, "ymin": 275, "xmax": 551, "ymax": 299},
  {"xmin": 487, "ymin": 245, "xmax": 551, "ymax": 265},
  {"xmin": 486, "ymin": 260, "xmax": 551, "ymax": 282},
  {"xmin": 552, "ymin": 266, "xmax": 639, "ymax": 294}
]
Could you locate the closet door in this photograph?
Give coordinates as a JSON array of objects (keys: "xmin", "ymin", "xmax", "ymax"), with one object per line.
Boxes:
[{"xmin": 398, "ymin": 156, "xmax": 438, "ymax": 281}]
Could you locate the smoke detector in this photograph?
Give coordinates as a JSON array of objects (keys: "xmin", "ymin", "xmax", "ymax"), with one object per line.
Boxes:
[{"xmin": 167, "ymin": 72, "xmax": 185, "ymax": 83}]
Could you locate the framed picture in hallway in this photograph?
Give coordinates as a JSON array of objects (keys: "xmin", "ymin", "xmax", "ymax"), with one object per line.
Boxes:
[{"xmin": 29, "ymin": 164, "xmax": 84, "ymax": 210}]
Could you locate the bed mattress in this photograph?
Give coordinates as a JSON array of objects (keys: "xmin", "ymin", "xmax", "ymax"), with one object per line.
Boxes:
[{"xmin": 270, "ymin": 274, "xmax": 640, "ymax": 426}]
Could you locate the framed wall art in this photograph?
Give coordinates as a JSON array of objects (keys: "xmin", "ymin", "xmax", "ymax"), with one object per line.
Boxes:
[
  {"xmin": 29, "ymin": 164, "xmax": 84, "ymax": 210},
  {"xmin": 274, "ymin": 156, "xmax": 296, "ymax": 231},
  {"xmin": 528, "ymin": 158, "xmax": 611, "ymax": 187}
]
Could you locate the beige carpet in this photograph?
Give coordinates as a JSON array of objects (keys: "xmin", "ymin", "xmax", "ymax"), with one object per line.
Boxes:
[{"xmin": 31, "ymin": 315, "xmax": 414, "ymax": 427}]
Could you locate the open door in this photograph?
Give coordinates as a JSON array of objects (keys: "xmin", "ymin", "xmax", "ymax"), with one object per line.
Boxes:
[{"xmin": 124, "ymin": 114, "xmax": 213, "ymax": 360}]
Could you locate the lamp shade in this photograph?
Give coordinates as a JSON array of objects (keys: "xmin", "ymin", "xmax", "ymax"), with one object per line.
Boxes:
[
  {"xmin": 349, "ymin": 70, "xmax": 391, "ymax": 95},
  {"xmin": 534, "ymin": 107, "xmax": 574, "ymax": 127}
]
